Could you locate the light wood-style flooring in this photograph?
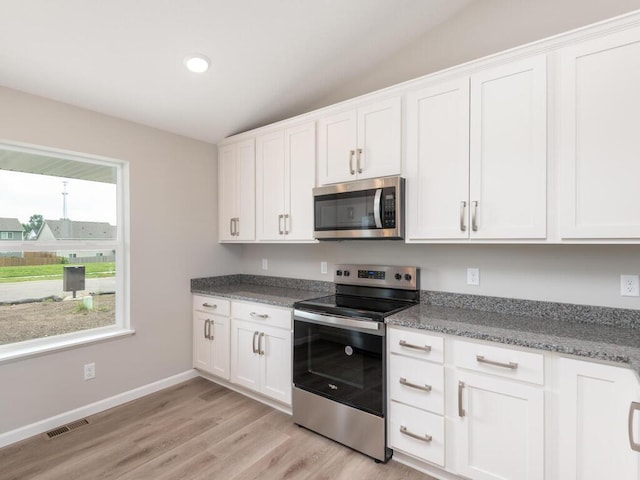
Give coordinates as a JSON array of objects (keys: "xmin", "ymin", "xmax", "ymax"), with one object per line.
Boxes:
[{"xmin": 0, "ymin": 378, "xmax": 436, "ymax": 480}]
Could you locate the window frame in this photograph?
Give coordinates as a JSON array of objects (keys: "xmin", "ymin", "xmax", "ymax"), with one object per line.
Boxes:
[{"xmin": 0, "ymin": 141, "xmax": 132, "ymax": 363}]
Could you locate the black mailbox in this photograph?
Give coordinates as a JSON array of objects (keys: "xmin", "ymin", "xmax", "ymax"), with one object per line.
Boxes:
[{"xmin": 63, "ymin": 265, "xmax": 85, "ymax": 297}]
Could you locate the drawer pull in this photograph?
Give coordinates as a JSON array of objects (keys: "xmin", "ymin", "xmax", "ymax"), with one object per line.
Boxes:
[
  {"xmin": 399, "ymin": 377, "xmax": 432, "ymax": 392},
  {"xmin": 399, "ymin": 339, "xmax": 431, "ymax": 352},
  {"xmin": 400, "ymin": 425, "xmax": 432, "ymax": 443},
  {"xmin": 250, "ymin": 312, "xmax": 269, "ymax": 319},
  {"xmin": 476, "ymin": 355, "xmax": 518, "ymax": 370},
  {"xmin": 458, "ymin": 381, "xmax": 466, "ymax": 417},
  {"xmin": 252, "ymin": 331, "xmax": 259, "ymax": 354},
  {"xmin": 202, "ymin": 303, "xmax": 217, "ymax": 308},
  {"xmin": 258, "ymin": 332, "xmax": 265, "ymax": 355},
  {"xmin": 629, "ymin": 401, "xmax": 640, "ymax": 452}
]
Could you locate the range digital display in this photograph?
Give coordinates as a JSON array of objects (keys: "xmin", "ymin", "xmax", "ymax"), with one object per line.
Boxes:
[{"xmin": 358, "ymin": 270, "xmax": 385, "ymax": 280}]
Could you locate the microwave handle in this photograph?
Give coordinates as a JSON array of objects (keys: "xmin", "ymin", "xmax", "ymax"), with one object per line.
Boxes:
[{"xmin": 374, "ymin": 188, "xmax": 383, "ymax": 228}]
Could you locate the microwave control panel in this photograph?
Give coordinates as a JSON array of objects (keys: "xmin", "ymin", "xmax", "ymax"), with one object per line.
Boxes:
[{"xmin": 382, "ymin": 188, "xmax": 396, "ymax": 228}]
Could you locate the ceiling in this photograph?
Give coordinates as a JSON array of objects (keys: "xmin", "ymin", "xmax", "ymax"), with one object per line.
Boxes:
[{"xmin": 0, "ymin": 0, "xmax": 473, "ymax": 144}]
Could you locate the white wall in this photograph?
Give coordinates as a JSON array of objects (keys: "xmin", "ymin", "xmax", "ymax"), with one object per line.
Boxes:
[
  {"xmin": 0, "ymin": 87, "xmax": 241, "ymax": 434},
  {"xmin": 308, "ymin": 0, "xmax": 640, "ymax": 109},
  {"xmin": 240, "ymin": 1, "xmax": 640, "ymax": 312}
]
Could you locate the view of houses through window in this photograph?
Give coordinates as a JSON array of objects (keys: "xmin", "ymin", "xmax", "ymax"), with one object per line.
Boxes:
[{"xmin": 0, "ymin": 144, "xmax": 123, "ymax": 348}]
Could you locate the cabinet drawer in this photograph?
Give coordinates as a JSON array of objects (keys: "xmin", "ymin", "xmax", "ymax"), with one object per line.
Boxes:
[
  {"xmin": 232, "ymin": 301, "xmax": 292, "ymax": 330},
  {"xmin": 453, "ymin": 339, "xmax": 544, "ymax": 385},
  {"xmin": 193, "ymin": 295, "xmax": 230, "ymax": 316},
  {"xmin": 389, "ymin": 355, "xmax": 444, "ymax": 415},
  {"xmin": 389, "ymin": 327, "xmax": 444, "ymax": 363},
  {"xmin": 389, "ymin": 402, "xmax": 445, "ymax": 467}
]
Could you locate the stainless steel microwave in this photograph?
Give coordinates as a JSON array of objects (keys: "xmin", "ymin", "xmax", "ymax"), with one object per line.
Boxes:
[{"xmin": 313, "ymin": 176, "xmax": 405, "ymax": 240}]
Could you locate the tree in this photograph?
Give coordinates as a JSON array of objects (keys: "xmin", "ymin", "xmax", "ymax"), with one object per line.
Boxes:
[{"xmin": 22, "ymin": 214, "xmax": 44, "ymax": 238}]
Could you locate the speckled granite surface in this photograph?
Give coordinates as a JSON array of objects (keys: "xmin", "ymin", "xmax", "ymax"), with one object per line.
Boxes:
[
  {"xmin": 387, "ymin": 303, "xmax": 640, "ymax": 376},
  {"xmin": 191, "ymin": 274, "xmax": 333, "ymax": 308}
]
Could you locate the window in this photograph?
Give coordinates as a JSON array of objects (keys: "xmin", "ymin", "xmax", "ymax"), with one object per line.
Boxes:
[
  {"xmin": 0, "ymin": 232, "xmax": 13, "ymax": 240},
  {"xmin": 0, "ymin": 142, "xmax": 130, "ymax": 359}
]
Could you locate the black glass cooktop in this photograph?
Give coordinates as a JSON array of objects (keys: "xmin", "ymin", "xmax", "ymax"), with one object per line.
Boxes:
[{"xmin": 294, "ymin": 294, "xmax": 415, "ymax": 322}]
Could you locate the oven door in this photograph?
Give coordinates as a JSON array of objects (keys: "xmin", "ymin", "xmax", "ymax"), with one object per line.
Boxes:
[{"xmin": 293, "ymin": 310, "xmax": 385, "ymax": 417}]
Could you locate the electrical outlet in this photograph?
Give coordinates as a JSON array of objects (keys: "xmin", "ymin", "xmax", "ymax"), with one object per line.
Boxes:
[
  {"xmin": 321, "ymin": 262, "xmax": 328, "ymax": 274},
  {"xmin": 84, "ymin": 363, "xmax": 96, "ymax": 380},
  {"xmin": 261, "ymin": 258, "xmax": 268, "ymax": 271},
  {"xmin": 467, "ymin": 268, "xmax": 480, "ymax": 286},
  {"xmin": 620, "ymin": 275, "xmax": 639, "ymax": 297}
]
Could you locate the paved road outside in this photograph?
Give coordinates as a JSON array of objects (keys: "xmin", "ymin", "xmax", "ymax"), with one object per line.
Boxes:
[{"xmin": 0, "ymin": 277, "xmax": 116, "ymax": 303}]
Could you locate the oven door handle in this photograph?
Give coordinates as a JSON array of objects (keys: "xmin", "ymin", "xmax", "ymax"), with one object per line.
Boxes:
[{"xmin": 294, "ymin": 309, "xmax": 383, "ymax": 334}]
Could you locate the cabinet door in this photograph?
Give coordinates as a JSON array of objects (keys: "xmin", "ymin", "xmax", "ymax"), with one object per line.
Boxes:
[
  {"xmin": 284, "ymin": 122, "xmax": 316, "ymax": 242},
  {"xmin": 558, "ymin": 27, "xmax": 640, "ymax": 238},
  {"xmin": 318, "ymin": 109, "xmax": 357, "ymax": 185},
  {"xmin": 453, "ymin": 370, "xmax": 544, "ymax": 480},
  {"xmin": 256, "ymin": 130, "xmax": 285, "ymax": 241},
  {"xmin": 210, "ymin": 316, "xmax": 230, "ymax": 380},
  {"xmin": 469, "ymin": 55, "xmax": 547, "ymax": 239},
  {"xmin": 259, "ymin": 324, "xmax": 292, "ymax": 405},
  {"xmin": 406, "ymin": 79, "xmax": 470, "ymax": 240},
  {"xmin": 235, "ymin": 139, "xmax": 255, "ymax": 241},
  {"xmin": 356, "ymin": 96, "xmax": 402, "ymax": 180},
  {"xmin": 230, "ymin": 319, "xmax": 261, "ymax": 392},
  {"xmin": 193, "ymin": 312, "xmax": 211, "ymax": 371},
  {"xmin": 558, "ymin": 358, "xmax": 640, "ymax": 480},
  {"xmin": 218, "ymin": 144, "xmax": 237, "ymax": 242}
]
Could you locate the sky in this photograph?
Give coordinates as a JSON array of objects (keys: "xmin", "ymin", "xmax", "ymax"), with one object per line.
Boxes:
[{"xmin": 0, "ymin": 170, "xmax": 117, "ymax": 226}]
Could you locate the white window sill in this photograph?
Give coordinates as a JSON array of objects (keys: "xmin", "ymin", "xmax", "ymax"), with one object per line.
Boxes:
[{"xmin": 0, "ymin": 327, "xmax": 135, "ymax": 365}]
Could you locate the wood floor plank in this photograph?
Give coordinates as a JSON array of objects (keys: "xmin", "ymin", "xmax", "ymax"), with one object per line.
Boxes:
[{"xmin": 0, "ymin": 378, "xmax": 437, "ymax": 480}]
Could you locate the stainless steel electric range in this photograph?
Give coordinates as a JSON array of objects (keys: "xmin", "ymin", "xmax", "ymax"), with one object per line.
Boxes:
[{"xmin": 292, "ymin": 264, "xmax": 420, "ymax": 462}]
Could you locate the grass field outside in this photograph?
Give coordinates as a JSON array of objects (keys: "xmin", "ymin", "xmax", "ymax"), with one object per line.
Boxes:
[{"xmin": 0, "ymin": 262, "xmax": 116, "ymax": 283}]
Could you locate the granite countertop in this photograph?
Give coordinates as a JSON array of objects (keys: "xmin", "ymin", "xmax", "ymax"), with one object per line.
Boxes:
[
  {"xmin": 387, "ymin": 303, "xmax": 640, "ymax": 377},
  {"xmin": 191, "ymin": 274, "xmax": 333, "ymax": 308}
]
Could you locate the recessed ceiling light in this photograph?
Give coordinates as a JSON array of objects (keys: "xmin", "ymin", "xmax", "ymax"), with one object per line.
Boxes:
[{"xmin": 184, "ymin": 54, "xmax": 210, "ymax": 73}]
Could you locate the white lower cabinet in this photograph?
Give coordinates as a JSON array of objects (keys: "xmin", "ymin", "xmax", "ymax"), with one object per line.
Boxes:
[
  {"xmin": 557, "ymin": 357, "xmax": 640, "ymax": 480},
  {"xmin": 192, "ymin": 295, "xmax": 231, "ymax": 380},
  {"xmin": 230, "ymin": 302, "xmax": 292, "ymax": 405},
  {"xmin": 451, "ymin": 370, "xmax": 544, "ymax": 480}
]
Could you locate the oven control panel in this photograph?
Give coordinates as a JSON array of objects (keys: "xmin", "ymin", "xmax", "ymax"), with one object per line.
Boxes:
[{"xmin": 335, "ymin": 264, "xmax": 419, "ymax": 290}]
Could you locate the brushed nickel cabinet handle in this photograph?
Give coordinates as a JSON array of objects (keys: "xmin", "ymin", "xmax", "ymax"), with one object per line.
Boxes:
[
  {"xmin": 400, "ymin": 425, "xmax": 432, "ymax": 443},
  {"xmin": 629, "ymin": 401, "xmax": 640, "ymax": 452},
  {"xmin": 202, "ymin": 303, "xmax": 217, "ymax": 309},
  {"xmin": 278, "ymin": 214, "xmax": 284, "ymax": 235},
  {"xmin": 235, "ymin": 217, "xmax": 240, "ymax": 236},
  {"xmin": 476, "ymin": 355, "xmax": 518, "ymax": 370},
  {"xmin": 204, "ymin": 318, "xmax": 209, "ymax": 340},
  {"xmin": 356, "ymin": 148, "xmax": 363, "ymax": 173},
  {"xmin": 250, "ymin": 312, "xmax": 269, "ymax": 319},
  {"xmin": 284, "ymin": 214, "xmax": 289, "ymax": 235},
  {"xmin": 208, "ymin": 320, "xmax": 214, "ymax": 341},
  {"xmin": 252, "ymin": 331, "xmax": 259, "ymax": 354},
  {"xmin": 229, "ymin": 218, "xmax": 234, "ymax": 236},
  {"xmin": 399, "ymin": 339, "xmax": 432, "ymax": 352},
  {"xmin": 349, "ymin": 150, "xmax": 355, "ymax": 175},
  {"xmin": 460, "ymin": 201, "xmax": 467, "ymax": 232},
  {"xmin": 471, "ymin": 201, "xmax": 479, "ymax": 232},
  {"xmin": 258, "ymin": 332, "xmax": 265, "ymax": 355},
  {"xmin": 399, "ymin": 377, "xmax": 432, "ymax": 392},
  {"xmin": 458, "ymin": 381, "xmax": 466, "ymax": 417}
]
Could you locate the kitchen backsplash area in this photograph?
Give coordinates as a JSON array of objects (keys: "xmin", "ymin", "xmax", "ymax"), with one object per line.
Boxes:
[{"xmin": 236, "ymin": 242, "xmax": 640, "ymax": 310}]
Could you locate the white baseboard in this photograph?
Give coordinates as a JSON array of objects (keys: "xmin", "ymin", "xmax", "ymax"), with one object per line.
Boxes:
[{"xmin": 0, "ymin": 369, "xmax": 199, "ymax": 449}]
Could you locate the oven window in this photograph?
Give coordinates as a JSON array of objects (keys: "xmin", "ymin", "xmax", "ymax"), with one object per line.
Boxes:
[{"xmin": 293, "ymin": 319, "xmax": 384, "ymax": 416}]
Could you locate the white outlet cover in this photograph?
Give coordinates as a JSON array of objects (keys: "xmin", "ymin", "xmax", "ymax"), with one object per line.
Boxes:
[
  {"xmin": 620, "ymin": 275, "xmax": 640, "ymax": 297},
  {"xmin": 262, "ymin": 258, "xmax": 268, "ymax": 270},
  {"xmin": 84, "ymin": 363, "xmax": 96, "ymax": 380},
  {"xmin": 321, "ymin": 262, "xmax": 328, "ymax": 274},
  {"xmin": 467, "ymin": 268, "xmax": 480, "ymax": 286}
]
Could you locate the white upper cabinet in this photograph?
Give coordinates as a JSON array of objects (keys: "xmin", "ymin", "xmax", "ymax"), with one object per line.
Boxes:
[
  {"xmin": 218, "ymin": 139, "xmax": 255, "ymax": 242},
  {"xmin": 469, "ymin": 55, "xmax": 547, "ymax": 240},
  {"xmin": 406, "ymin": 78, "xmax": 470, "ymax": 240},
  {"xmin": 318, "ymin": 97, "xmax": 401, "ymax": 185},
  {"xmin": 558, "ymin": 26, "xmax": 640, "ymax": 238},
  {"xmin": 256, "ymin": 121, "xmax": 316, "ymax": 242},
  {"xmin": 407, "ymin": 55, "xmax": 547, "ymax": 241}
]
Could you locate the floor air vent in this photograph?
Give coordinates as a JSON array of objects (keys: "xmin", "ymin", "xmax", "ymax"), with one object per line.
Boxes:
[{"xmin": 45, "ymin": 418, "xmax": 89, "ymax": 439}]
